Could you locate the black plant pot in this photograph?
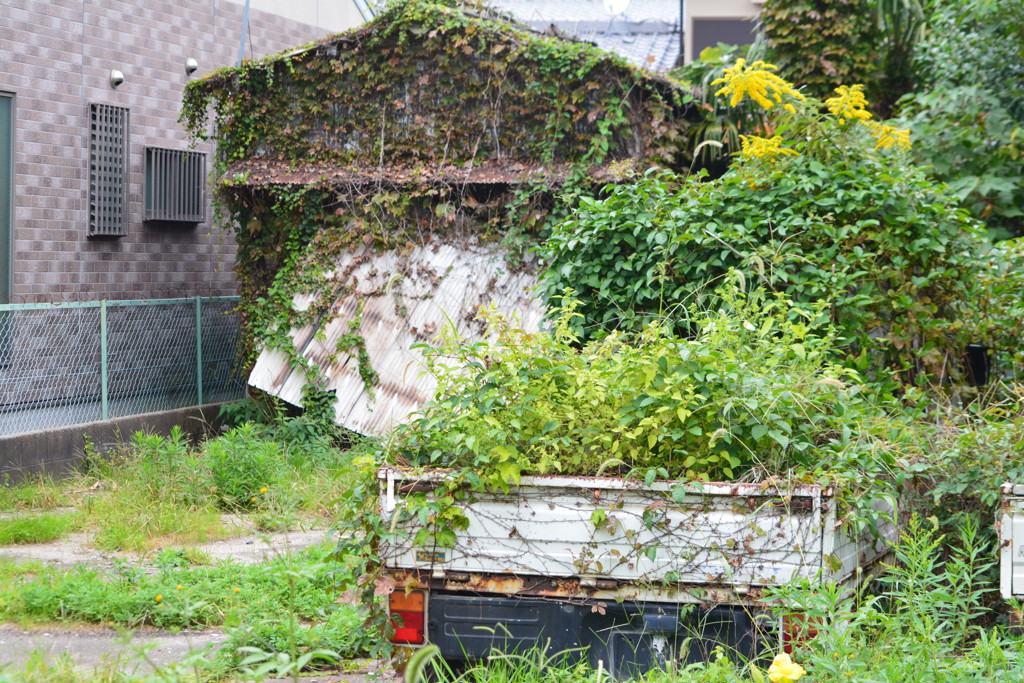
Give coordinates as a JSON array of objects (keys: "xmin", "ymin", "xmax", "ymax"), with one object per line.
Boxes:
[{"xmin": 964, "ymin": 344, "xmax": 992, "ymax": 387}]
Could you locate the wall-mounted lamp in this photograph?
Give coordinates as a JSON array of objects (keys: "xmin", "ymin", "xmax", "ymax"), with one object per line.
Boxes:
[
  {"xmin": 185, "ymin": 58, "xmax": 198, "ymax": 75},
  {"xmin": 109, "ymin": 69, "xmax": 124, "ymax": 88}
]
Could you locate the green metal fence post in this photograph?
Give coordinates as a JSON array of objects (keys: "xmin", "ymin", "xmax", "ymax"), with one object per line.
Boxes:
[
  {"xmin": 100, "ymin": 300, "xmax": 109, "ymax": 420},
  {"xmin": 195, "ymin": 296, "xmax": 204, "ymax": 405}
]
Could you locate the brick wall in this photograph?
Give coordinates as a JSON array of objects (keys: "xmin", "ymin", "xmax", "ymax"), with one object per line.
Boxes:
[{"xmin": 1, "ymin": 0, "xmax": 352, "ymax": 303}]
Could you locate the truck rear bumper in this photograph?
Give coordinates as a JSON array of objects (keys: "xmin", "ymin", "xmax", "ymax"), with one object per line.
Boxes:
[{"xmin": 426, "ymin": 591, "xmax": 767, "ymax": 679}]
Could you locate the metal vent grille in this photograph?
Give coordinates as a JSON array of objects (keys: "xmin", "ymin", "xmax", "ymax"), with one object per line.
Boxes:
[
  {"xmin": 144, "ymin": 147, "xmax": 206, "ymax": 223},
  {"xmin": 88, "ymin": 104, "xmax": 129, "ymax": 237}
]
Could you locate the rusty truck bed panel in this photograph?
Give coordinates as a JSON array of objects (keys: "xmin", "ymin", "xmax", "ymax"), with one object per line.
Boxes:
[{"xmin": 378, "ymin": 467, "xmax": 895, "ymax": 591}]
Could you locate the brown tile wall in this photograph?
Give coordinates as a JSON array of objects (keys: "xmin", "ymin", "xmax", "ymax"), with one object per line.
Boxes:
[{"xmin": 1, "ymin": 0, "xmax": 339, "ymax": 303}]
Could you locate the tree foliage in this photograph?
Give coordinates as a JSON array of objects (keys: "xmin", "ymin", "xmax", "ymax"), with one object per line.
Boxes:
[
  {"xmin": 895, "ymin": 0, "xmax": 1024, "ymax": 238},
  {"xmin": 541, "ymin": 64, "xmax": 1023, "ymax": 387},
  {"xmin": 760, "ymin": 0, "xmax": 879, "ymax": 99}
]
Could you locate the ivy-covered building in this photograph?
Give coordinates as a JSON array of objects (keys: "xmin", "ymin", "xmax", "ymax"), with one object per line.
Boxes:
[{"xmin": 183, "ymin": 0, "xmax": 694, "ymax": 434}]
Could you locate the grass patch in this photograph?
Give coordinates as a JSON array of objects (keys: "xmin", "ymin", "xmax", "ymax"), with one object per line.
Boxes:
[
  {"xmin": 0, "ymin": 542, "xmax": 373, "ymax": 680},
  {"xmin": 0, "ymin": 543, "xmax": 374, "ymax": 659},
  {"xmin": 0, "ymin": 513, "xmax": 78, "ymax": 545},
  {"xmin": 49, "ymin": 419, "xmax": 364, "ymax": 552},
  {"xmin": 90, "ymin": 501, "xmax": 230, "ymax": 553},
  {"xmin": 0, "ymin": 558, "xmax": 46, "ymax": 581},
  {"xmin": 0, "ymin": 475, "xmax": 66, "ymax": 512}
]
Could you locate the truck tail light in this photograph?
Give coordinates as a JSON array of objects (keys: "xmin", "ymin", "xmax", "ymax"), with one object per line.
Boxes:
[
  {"xmin": 782, "ymin": 613, "xmax": 820, "ymax": 654},
  {"xmin": 390, "ymin": 590, "xmax": 426, "ymax": 645}
]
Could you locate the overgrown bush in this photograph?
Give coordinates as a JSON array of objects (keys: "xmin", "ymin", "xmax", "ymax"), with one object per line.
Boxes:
[
  {"xmin": 542, "ymin": 61, "xmax": 1023, "ymax": 388},
  {"xmin": 389, "ymin": 283, "xmax": 900, "ymax": 495}
]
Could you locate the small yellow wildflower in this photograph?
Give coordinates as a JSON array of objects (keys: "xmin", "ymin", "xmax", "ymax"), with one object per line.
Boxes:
[
  {"xmin": 712, "ymin": 58, "xmax": 805, "ymax": 109},
  {"xmin": 155, "ymin": 594, "xmax": 163, "ymax": 603},
  {"xmin": 865, "ymin": 121, "xmax": 911, "ymax": 151},
  {"xmin": 825, "ymin": 84, "xmax": 873, "ymax": 125},
  {"xmin": 768, "ymin": 653, "xmax": 806, "ymax": 683},
  {"xmin": 176, "ymin": 585, "xmax": 183, "ymax": 591},
  {"xmin": 251, "ymin": 496, "xmax": 257, "ymax": 502},
  {"xmin": 260, "ymin": 486, "xmax": 268, "ymax": 493},
  {"xmin": 233, "ymin": 587, "xmax": 240, "ymax": 593},
  {"xmin": 740, "ymin": 135, "xmax": 799, "ymax": 161}
]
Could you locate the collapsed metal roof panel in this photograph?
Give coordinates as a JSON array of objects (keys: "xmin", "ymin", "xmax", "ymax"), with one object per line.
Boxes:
[{"xmin": 248, "ymin": 241, "xmax": 545, "ymax": 436}]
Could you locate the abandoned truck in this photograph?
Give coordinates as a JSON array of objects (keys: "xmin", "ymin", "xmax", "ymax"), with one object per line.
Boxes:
[{"xmin": 379, "ymin": 466, "xmax": 896, "ymax": 678}]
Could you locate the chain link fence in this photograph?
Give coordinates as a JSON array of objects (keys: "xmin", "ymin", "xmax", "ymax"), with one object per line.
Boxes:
[{"xmin": 0, "ymin": 297, "xmax": 245, "ymax": 437}]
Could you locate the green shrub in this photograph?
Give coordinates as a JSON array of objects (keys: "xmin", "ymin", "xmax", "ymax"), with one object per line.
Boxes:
[
  {"xmin": 204, "ymin": 424, "xmax": 285, "ymax": 510},
  {"xmin": 913, "ymin": 0, "xmax": 1024, "ymax": 124},
  {"xmin": 391, "ymin": 284, "xmax": 896, "ymax": 494},
  {"xmin": 541, "ymin": 157, "xmax": 1011, "ymax": 386},
  {"xmin": 896, "ymin": 87, "xmax": 1024, "ymax": 240},
  {"xmin": 539, "ymin": 60, "xmax": 1024, "ymax": 388}
]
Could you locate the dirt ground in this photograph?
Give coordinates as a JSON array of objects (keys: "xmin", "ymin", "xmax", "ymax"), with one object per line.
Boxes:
[{"xmin": 0, "ymin": 623, "xmax": 396, "ymax": 680}]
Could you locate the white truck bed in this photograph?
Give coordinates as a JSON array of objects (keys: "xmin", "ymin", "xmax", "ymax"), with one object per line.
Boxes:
[
  {"xmin": 379, "ymin": 467, "xmax": 895, "ymax": 599},
  {"xmin": 1000, "ymin": 484, "xmax": 1024, "ymax": 601}
]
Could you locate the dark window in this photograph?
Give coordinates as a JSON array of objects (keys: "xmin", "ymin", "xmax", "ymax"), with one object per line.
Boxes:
[
  {"xmin": 144, "ymin": 147, "xmax": 206, "ymax": 224},
  {"xmin": 692, "ymin": 19, "xmax": 760, "ymax": 58},
  {"xmin": 88, "ymin": 103, "xmax": 129, "ymax": 237}
]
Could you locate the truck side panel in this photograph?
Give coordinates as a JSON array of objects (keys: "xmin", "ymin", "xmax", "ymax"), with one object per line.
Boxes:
[{"xmin": 381, "ymin": 470, "xmax": 832, "ymax": 587}]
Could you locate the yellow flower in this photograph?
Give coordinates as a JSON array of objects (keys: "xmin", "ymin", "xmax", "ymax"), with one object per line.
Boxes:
[
  {"xmin": 740, "ymin": 135, "xmax": 799, "ymax": 161},
  {"xmin": 259, "ymin": 486, "xmax": 268, "ymax": 493},
  {"xmin": 176, "ymin": 585, "xmax": 183, "ymax": 590},
  {"xmin": 233, "ymin": 587, "xmax": 241, "ymax": 593},
  {"xmin": 768, "ymin": 653, "xmax": 806, "ymax": 683},
  {"xmin": 712, "ymin": 58, "xmax": 806, "ymax": 110},
  {"xmin": 824, "ymin": 84, "xmax": 873, "ymax": 125},
  {"xmin": 865, "ymin": 121, "xmax": 911, "ymax": 151},
  {"xmin": 155, "ymin": 594, "xmax": 163, "ymax": 602}
]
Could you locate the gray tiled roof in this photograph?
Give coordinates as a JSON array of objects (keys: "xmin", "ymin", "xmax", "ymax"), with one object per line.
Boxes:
[
  {"xmin": 493, "ymin": 0, "xmax": 678, "ymax": 23},
  {"xmin": 492, "ymin": 0, "xmax": 681, "ymax": 72}
]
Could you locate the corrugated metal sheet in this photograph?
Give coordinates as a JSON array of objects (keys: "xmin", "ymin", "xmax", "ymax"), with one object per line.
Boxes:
[{"xmin": 248, "ymin": 241, "xmax": 545, "ymax": 435}]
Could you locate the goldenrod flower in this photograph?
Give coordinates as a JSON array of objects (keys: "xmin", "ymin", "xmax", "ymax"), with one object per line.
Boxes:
[
  {"xmin": 155, "ymin": 594, "xmax": 163, "ymax": 602},
  {"xmin": 740, "ymin": 135, "xmax": 799, "ymax": 161},
  {"xmin": 865, "ymin": 121, "xmax": 911, "ymax": 151},
  {"xmin": 825, "ymin": 84, "xmax": 873, "ymax": 125},
  {"xmin": 712, "ymin": 58, "xmax": 805, "ymax": 110},
  {"xmin": 768, "ymin": 653, "xmax": 806, "ymax": 682}
]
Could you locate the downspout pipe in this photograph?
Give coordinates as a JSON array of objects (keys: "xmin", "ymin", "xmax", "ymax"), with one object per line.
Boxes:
[{"xmin": 236, "ymin": 0, "xmax": 251, "ymax": 67}]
